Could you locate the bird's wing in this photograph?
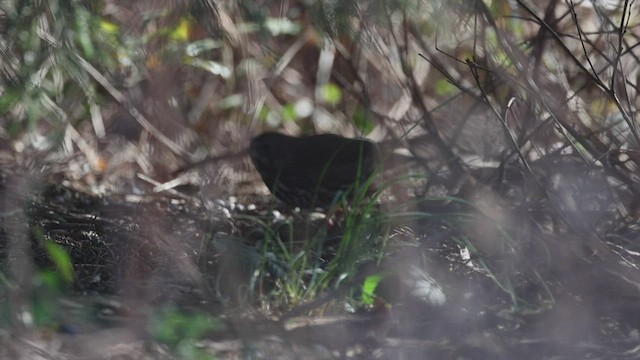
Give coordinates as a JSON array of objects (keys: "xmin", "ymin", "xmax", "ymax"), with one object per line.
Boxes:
[{"xmin": 286, "ymin": 135, "xmax": 377, "ymax": 188}]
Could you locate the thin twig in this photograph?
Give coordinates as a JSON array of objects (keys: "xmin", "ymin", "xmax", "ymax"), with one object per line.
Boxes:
[{"xmin": 75, "ymin": 55, "xmax": 192, "ymax": 159}]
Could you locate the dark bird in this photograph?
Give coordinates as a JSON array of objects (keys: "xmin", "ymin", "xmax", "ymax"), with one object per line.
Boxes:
[{"xmin": 249, "ymin": 132, "xmax": 379, "ymax": 208}]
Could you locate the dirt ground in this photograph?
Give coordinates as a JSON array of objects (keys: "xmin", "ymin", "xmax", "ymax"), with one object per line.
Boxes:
[{"xmin": 2, "ymin": 175, "xmax": 640, "ymax": 359}]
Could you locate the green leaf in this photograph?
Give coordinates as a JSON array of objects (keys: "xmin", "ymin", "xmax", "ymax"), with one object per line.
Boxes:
[
  {"xmin": 170, "ymin": 18, "xmax": 192, "ymax": 42},
  {"xmin": 319, "ymin": 83, "xmax": 342, "ymax": 105},
  {"xmin": 75, "ymin": 9, "xmax": 96, "ymax": 59},
  {"xmin": 151, "ymin": 308, "xmax": 224, "ymax": 348},
  {"xmin": 0, "ymin": 89, "xmax": 19, "ymax": 113},
  {"xmin": 44, "ymin": 241, "xmax": 74, "ymax": 284},
  {"xmin": 258, "ymin": 106, "xmax": 271, "ymax": 121},
  {"xmin": 435, "ymin": 78, "xmax": 457, "ymax": 96},
  {"xmin": 282, "ymin": 103, "xmax": 297, "ymax": 121},
  {"xmin": 352, "ymin": 108, "xmax": 375, "ymax": 135},
  {"xmin": 99, "ymin": 20, "xmax": 120, "ymax": 34},
  {"xmin": 361, "ymin": 273, "xmax": 385, "ymax": 305}
]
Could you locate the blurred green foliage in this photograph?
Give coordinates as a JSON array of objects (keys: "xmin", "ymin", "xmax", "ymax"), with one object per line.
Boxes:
[
  {"xmin": 361, "ymin": 273, "xmax": 384, "ymax": 306},
  {"xmin": 151, "ymin": 308, "xmax": 225, "ymax": 359},
  {"xmin": 0, "ymin": 0, "xmax": 114, "ymax": 140},
  {"xmin": 43, "ymin": 240, "xmax": 75, "ymax": 284}
]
